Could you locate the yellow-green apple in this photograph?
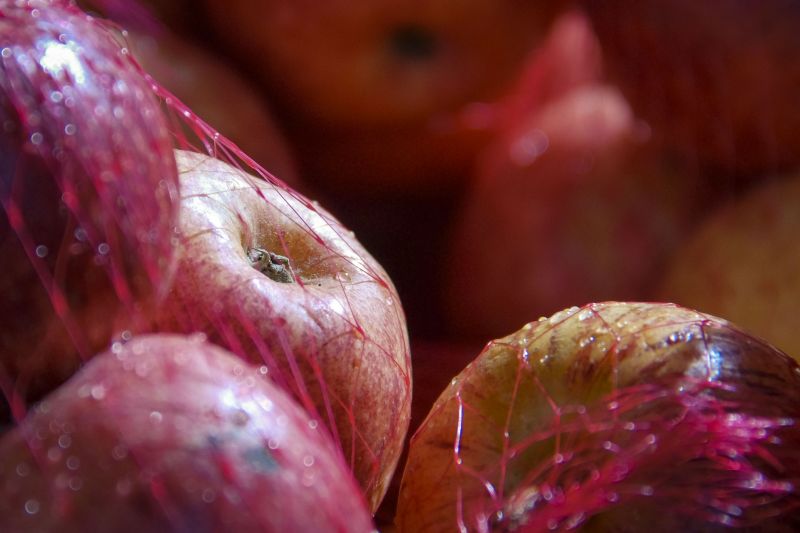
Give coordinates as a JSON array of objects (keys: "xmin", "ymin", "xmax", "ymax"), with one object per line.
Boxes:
[
  {"xmin": 155, "ymin": 150, "xmax": 411, "ymax": 511},
  {"xmin": 581, "ymin": 0, "xmax": 800, "ymax": 185},
  {"xmin": 0, "ymin": 1, "xmax": 179, "ymax": 411},
  {"xmin": 0, "ymin": 333, "xmax": 375, "ymax": 532},
  {"xmin": 656, "ymin": 174, "xmax": 800, "ymax": 363},
  {"xmin": 200, "ymin": 0, "xmax": 567, "ymax": 196},
  {"xmin": 444, "ymin": 83, "xmax": 702, "ymax": 340},
  {"xmin": 397, "ymin": 302, "xmax": 800, "ymax": 532}
]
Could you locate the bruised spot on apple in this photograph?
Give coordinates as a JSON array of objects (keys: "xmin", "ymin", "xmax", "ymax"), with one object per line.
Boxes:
[
  {"xmin": 156, "ymin": 150, "xmax": 412, "ymax": 511},
  {"xmin": 397, "ymin": 302, "xmax": 800, "ymax": 532}
]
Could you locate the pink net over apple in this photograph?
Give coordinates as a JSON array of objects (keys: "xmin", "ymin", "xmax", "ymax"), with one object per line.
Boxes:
[
  {"xmin": 397, "ymin": 302, "xmax": 800, "ymax": 531},
  {"xmin": 0, "ymin": 0, "xmax": 411, "ymax": 518}
]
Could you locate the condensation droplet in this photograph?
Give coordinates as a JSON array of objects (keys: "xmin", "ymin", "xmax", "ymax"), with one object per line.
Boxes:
[
  {"xmin": 68, "ymin": 476, "xmax": 83, "ymax": 491},
  {"xmin": 64, "ymin": 123, "xmax": 76, "ymax": 136},
  {"xmin": 112, "ymin": 445, "xmax": 128, "ymax": 461},
  {"xmin": 58, "ymin": 434, "xmax": 72, "ymax": 449},
  {"xmin": 15, "ymin": 463, "xmax": 30, "ymax": 477},
  {"xmin": 47, "ymin": 447, "xmax": 62, "ymax": 463},
  {"xmin": 66, "ymin": 456, "xmax": 80, "ymax": 471},
  {"xmin": 202, "ymin": 488, "xmax": 216, "ymax": 503},
  {"xmin": 1, "ymin": 48, "xmax": 11, "ymax": 58},
  {"xmin": 30, "ymin": 132, "xmax": 43, "ymax": 145},
  {"xmin": 24, "ymin": 499, "xmax": 40, "ymax": 515},
  {"xmin": 149, "ymin": 411, "xmax": 163, "ymax": 424},
  {"xmin": 97, "ymin": 242, "xmax": 110, "ymax": 255},
  {"xmin": 90, "ymin": 385, "xmax": 106, "ymax": 400},
  {"xmin": 116, "ymin": 478, "xmax": 132, "ymax": 496},
  {"xmin": 308, "ymin": 420, "xmax": 318, "ymax": 430},
  {"xmin": 267, "ymin": 439, "xmax": 279, "ymax": 450},
  {"xmin": 577, "ymin": 309, "xmax": 593, "ymax": 321},
  {"xmin": 640, "ymin": 485, "xmax": 654, "ymax": 496},
  {"xmin": 303, "ymin": 455, "xmax": 315, "ymax": 467},
  {"xmin": 258, "ymin": 365, "xmax": 269, "ymax": 375},
  {"xmin": 34, "ymin": 245, "xmax": 48, "ymax": 258}
]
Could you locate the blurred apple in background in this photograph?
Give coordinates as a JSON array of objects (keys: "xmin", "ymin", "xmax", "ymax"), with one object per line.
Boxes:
[
  {"xmin": 656, "ymin": 174, "xmax": 800, "ymax": 363},
  {"xmin": 155, "ymin": 151, "xmax": 411, "ymax": 511},
  {"xmin": 200, "ymin": 0, "xmax": 566, "ymax": 197},
  {"xmin": 0, "ymin": 334, "xmax": 375, "ymax": 532},
  {"xmin": 0, "ymin": 1, "xmax": 179, "ymax": 412},
  {"xmin": 124, "ymin": 30, "xmax": 299, "ymax": 185},
  {"xmin": 581, "ymin": 0, "xmax": 800, "ymax": 188},
  {"xmin": 444, "ymin": 81, "xmax": 703, "ymax": 341},
  {"xmin": 397, "ymin": 302, "xmax": 800, "ymax": 532}
]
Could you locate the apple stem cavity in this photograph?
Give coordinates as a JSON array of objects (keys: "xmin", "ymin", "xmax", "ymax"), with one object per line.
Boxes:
[
  {"xmin": 388, "ymin": 25, "xmax": 438, "ymax": 62},
  {"xmin": 247, "ymin": 247, "xmax": 295, "ymax": 283}
]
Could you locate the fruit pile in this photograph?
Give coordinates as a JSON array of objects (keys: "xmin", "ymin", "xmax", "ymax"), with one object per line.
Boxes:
[{"xmin": 1, "ymin": 0, "xmax": 799, "ymax": 531}]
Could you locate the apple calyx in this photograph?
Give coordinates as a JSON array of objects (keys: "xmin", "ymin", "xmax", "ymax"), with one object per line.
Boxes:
[{"xmin": 247, "ymin": 247, "xmax": 295, "ymax": 283}]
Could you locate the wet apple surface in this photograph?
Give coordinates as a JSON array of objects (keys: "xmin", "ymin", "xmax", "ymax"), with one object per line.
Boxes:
[
  {"xmin": 0, "ymin": 334, "xmax": 375, "ymax": 532},
  {"xmin": 397, "ymin": 303, "xmax": 800, "ymax": 532},
  {"xmin": 156, "ymin": 151, "xmax": 411, "ymax": 512},
  {"xmin": 0, "ymin": 0, "xmax": 180, "ymax": 408}
]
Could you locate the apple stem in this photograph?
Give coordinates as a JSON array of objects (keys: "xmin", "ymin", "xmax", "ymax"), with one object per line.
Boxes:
[{"xmin": 247, "ymin": 247, "xmax": 295, "ymax": 283}]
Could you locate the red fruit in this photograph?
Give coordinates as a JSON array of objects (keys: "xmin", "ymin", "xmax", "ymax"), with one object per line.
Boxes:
[
  {"xmin": 445, "ymin": 83, "xmax": 701, "ymax": 340},
  {"xmin": 156, "ymin": 150, "xmax": 411, "ymax": 511},
  {"xmin": 0, "ymin": 334, "xmax": 375, "ymax": 532},
  {"xmin": 0, "ymin": 0, "xmax": 179, "ymax": 407},
  {"xmin": 124, "ymin": 29, "xmax": 299, "ymax": 184},
  {"xmin": 397, "ymin": 302, "xmax": 800, "ymax": 532},
  {"xmin": 656, "ymin": 174, "xmax": 800, "ymax": 362},
  {"xmin": 200, "ymin": 0, "xmax": 566, "ymax": 195},
  {"xmin": 582, "ymin": 1, "xmax": 800, "ymax": 184}
]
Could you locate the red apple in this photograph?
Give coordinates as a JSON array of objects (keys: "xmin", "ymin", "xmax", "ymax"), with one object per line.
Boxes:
[
  {"xmin": 397, "ymin": 302, "xmax": 800, "ymax": 532},
  {"xmin": 582, "ymin": 1, "xmax": 800, "ymax": 185},
  {"xmin": 155, "ymin": 150, "xmax": 411, "ymax": 511},
  {"xmin": 123, "ymin": 29, "xmax": 299, "ymax": 185},
  {"xmin": 0, "ymin": 333, "xmax": 375, "ymax": 532},
  {"xmin": 199, "ymin": 0, "xmax": 567, "ymax": 196},
  {"xmin": 0, "ymin": 1, "xmax": 179, "ymax": 409},
  {"xmin": 444, "ymin": 83, "xmax": 702, "ymax": 341},
  {"xmin": 656, "ymin": 174, "xmax": 800, "ymax": 363}
]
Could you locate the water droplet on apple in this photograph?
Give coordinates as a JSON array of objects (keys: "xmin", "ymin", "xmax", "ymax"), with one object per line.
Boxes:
[
  {"xmin": 65, "ymin": 456, "xmax": 80, "ymax": 471},
  {"xmin": 34, "ymin": 244, "xmax": 48, "ymax": 258},
  {"xmin": 24, "ymin": 499, "xmax": 40, "ymax": 515},
  {"xmin": 149, "ymin": 411, "xmax": 163, "ymax": 424},
  {"xmin": 15, "ymin": 463, "xmax": 30, "ymax": 477}
]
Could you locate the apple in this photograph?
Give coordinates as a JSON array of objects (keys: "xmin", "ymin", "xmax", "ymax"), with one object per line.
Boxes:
[
  {"xmin": 656, "ymin": 174, "xmax": 800, "ymax": 363},
  {"xmin": 0, "ymin": 1, "xmax": 179, "ymax": 410},
  {"xmin": 444, "ymin": 82, "xmax": 703, "ymax": 341},
  {"xmin": 0, "ymin": 333, "xmax": 375, "ymax": 532},
  {"xmin": 72, "ymin": 1, "xmax": 300, "ymax": 185},
  {"xmin": 581, "ymin": 1, "xmax": 800, "ymax": 185},
  {"xmin": 199, "ymin": 0, "xmax": 567, "ymax": 196},
  {"xmin": 397, "ymin": 302, "xmax": 800, "ymax": 532},
  {"xmin": 154, "ymin": 150, "xmax": 411, "ymax": 511}
]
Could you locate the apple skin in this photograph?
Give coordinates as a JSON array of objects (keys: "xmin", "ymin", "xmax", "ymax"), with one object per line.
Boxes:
[
  {"xmin": 581, "ymin": 1, "xmax": 800, "ymax": 185},
  {"xmin": 656, "ymin": 174, "xmax": 800, "ymax": 363},
  {"xmin": 199, "ymin": 0, "xmax": 566, "ymax": 196},
  {"xmin": 444, "ymin": 82, "xmax": 702, "ymax": 341},
  {"xmin": 0, "ymin": 1, "xmax": 179, "ymax": 409},
  {"xmin": 0, "ymin": 333, "xmax": 375, "ymax": 532},
  {"xmin": 155, "ymin": 150, "xmax": 411, "ymax": 511},
  {"xmin": 396, "ymin": 302, "xmax": 800, "ymax": 532}
]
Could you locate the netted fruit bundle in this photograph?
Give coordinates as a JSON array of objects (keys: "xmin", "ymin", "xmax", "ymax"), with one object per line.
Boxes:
[
  {"xmin": 398, "ymin": 302, "xmax": 800, "ymax": 531},
  {"xmin": 0, "ymin": 0, "xmax": 412, "ymax": 519}
]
